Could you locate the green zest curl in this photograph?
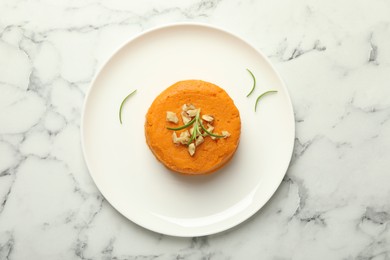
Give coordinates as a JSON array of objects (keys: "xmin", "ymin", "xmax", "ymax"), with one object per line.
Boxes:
[{"xmin": 119, "ymin": 89, "xmax": 137, "ymax": 124}]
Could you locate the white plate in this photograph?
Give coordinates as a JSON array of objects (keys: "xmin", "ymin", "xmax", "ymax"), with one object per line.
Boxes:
[{"xmin": 81, "ymin": 23, "xmax": 295, "ymax": 237}]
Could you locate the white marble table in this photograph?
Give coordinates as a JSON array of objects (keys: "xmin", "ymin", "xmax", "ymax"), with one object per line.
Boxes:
[{"xmin": 1, "ymin": 0, "xmax": 390, "ymax": 259}]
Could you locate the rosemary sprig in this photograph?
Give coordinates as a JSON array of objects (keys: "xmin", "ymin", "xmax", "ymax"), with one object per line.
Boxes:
[
  {"xmin": 166, "ymin": 108, "xmax": 225, "ymax": 145},
  {"xmin": 167, "ymin": 117, "xmax": 196, "ymax": 130},
  {"xmin": 200, "ymin": 122, "xmax": 225, "ymax": 138},
  {"xmin": 246, "ymin": 68, "xmax": 256, "ymax": 97},
  {"xmin": 188, "ymin": 112, "xmax": 200, "ymax": 144},
  {"xmin": 119, "ymin": 89, "xmax": 137, "ymax": 124},
  {"xmin": 255, "ymin": 90, "xmax": 278, "ymax": 111}
]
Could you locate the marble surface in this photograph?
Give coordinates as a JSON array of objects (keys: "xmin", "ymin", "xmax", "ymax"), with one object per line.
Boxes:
[{"xmin": 1, "ymin": 0, "xmax": 390, "ymax": 259}]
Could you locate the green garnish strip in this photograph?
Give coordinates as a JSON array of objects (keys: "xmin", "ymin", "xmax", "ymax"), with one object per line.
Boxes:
[
  {"xmin": 200, "ymin": 121, "xmax": 225, "ymax": 138},
  {"xmin": 167, "ymin": 117, "xmax": 196, "ymax": 130},
  {"xmin": 166, "ymin": 108, "xmax": 226, "ymax": 145},
  {"xmin": 245, "ymin": 69, "xmax": 277, "ymax": 111},
  {"xmin": 246, "ymin": 68, "xmax": 256, "ymax": 97},
  {"xmin": 255, "ymin": 90, "xmax": 278, "ymax": 111},
  {"xmin": 119, "ymin": 89, "xmax": 137, "ymax": 124},
  {"xmin": 187, "ymin": 111, "xmax": 200, "ymax": 144}
]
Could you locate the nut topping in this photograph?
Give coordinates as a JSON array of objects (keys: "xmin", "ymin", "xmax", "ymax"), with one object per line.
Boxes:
[
  {"xmin": 167, "ymin": 104, "xmax": 231, "ymax": 156},
  {"xmin": 195, "ymin": 135, "xmax": 204, "ymax": 146},
  {"xmin": 179, "ymin": 131, "xmax": 190, "ymax": 144},
  {"xmin": 182, "ymin": 103, "xmax": 196, "ymax": 112},
  {"xmin": 186, "ymin": 109, "xmax": 198, "ymax": 117},
  {"xmin": 202, "ymin": 115, "xmax": 214, "ymax": 123},
  {"xmin": 172, "ymin": 132, "xmax": 179, "ymax": 144},
  {"xmin": 188, "ymin": 143, "xmax": 196, "ymax": 156},
  {"xmin": 222, "ymin": 131, "xmax": 231, "ymax": 138},
  {"xmin": 181, "ymin": 111, "xmax": 191, "ymax": 124},
  {"xmin": 166, "ymin": 111, "xmax": 179, "ymax": 124}
]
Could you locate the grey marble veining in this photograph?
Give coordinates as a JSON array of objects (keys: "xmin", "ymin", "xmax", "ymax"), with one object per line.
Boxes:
[{"xmin": 1, "ymin": 0, "xmax": 390, "ymax": 259}]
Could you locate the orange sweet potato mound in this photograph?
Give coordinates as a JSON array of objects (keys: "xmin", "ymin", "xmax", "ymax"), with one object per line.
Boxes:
[{"xmin": 145, "ymin": 80, "xmax": 241, "ymax": 175}]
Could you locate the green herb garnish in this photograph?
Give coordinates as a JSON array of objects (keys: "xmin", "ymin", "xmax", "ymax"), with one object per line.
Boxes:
[
  {"xmin": 166, "ymin": 105, "xmax": 231, "ymax": 156},
  {"xmin": 166, "ymin": 108, "xmax": 226, "ymax": 145},
  {"xmin": 119, "ymin": 89, "xmax": 137, "ymax": 124},
  {"xmin": 167, "ymin": 117, "xmax": 196, "ymax": 130},
  {"xmin": 188, "ymin": 111, "xmax": 201, "ymax": 144},
  {"xmin": 246, "ymin": 68, "xmax": 256, "ymax": 97},
  {"xmin": 200, "ymin": 121, "xmax": 225, "ymax": 138},
  {"xmin": 255, "ymin": 90, "xmax": 278, "ymax": 111}
]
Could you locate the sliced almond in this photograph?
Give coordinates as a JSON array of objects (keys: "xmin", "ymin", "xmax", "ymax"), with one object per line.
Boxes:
[
  {"xmin": 166, "ymin": 111, "xmax": 179, "ymax": 124},
  {"xmin": 202, "ymin": 115, "xmax": 214, "ymax": 123},
  {"xmin": 181, "ymin": 111, "xmax": 191, "ymax": 124},
  {"xmin": 195, "ymin": 135, "xmax": 204, "ymax": 146},
  {"xmin": 188, "ymin": 143, "xmax": 196, "ymax": 156},
  {"xmin": 222, "ymin": 131, "xmax": 231, "ymax": 138}
]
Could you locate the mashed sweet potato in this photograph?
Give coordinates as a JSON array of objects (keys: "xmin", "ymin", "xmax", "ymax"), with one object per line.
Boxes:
[{"xmin": 145, "ymin": 80, "xmax": 241, "ymax": 175}]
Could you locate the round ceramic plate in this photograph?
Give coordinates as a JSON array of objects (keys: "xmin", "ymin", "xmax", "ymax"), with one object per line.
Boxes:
[{"xmin": 81, "ymin": 23, "xmax": 295, "ymax": 237}]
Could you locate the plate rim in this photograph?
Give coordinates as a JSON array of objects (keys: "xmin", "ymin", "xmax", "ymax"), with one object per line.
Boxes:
[{"xmin": 80, "ymin": 22, "xmax": 295, "ymax": 237}]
